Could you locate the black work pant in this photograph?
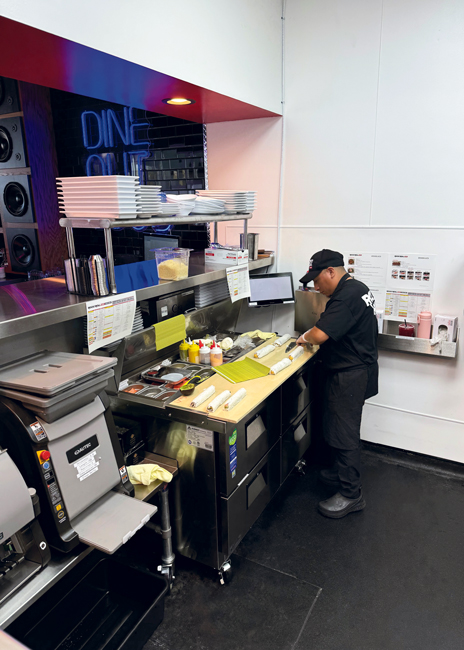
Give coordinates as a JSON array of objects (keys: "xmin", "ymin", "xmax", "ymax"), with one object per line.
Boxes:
[
  {"xmin": 328, "ymin": 446, "xmax": 362, "ymax": 499},
  {"xmin": 323, "ymin": 367, "xmax": 369, "ymax": 499}
]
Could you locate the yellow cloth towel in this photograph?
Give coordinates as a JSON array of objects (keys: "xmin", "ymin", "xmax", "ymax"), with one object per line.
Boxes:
[
  {"xmin": 128, "ymin": 464, "xmax": 172, "ymax": 486},
  {"xmin": 240, "ymin": 330, "xmax": 275, "ymax": 340}
]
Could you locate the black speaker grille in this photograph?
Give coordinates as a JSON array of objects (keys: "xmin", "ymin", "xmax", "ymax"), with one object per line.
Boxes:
[
  {"xmin": 0, "ymin": 126, "xmax": 12, "ymax": 163},
  {"xmin": 11, "ymin": 234, "xmax": 35, "ymax": 267},
  {"xmin": 4, "ymin": 182, "xmax": 29, "ymax": 217}
]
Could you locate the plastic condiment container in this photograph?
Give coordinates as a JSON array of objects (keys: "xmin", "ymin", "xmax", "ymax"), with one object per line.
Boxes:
[
  {"xmin": 210, "ymin": 344, "xmax": 223, "ymax": 367},
  {"xmin": 179, "ymin": 339, "xmax": 189, "ymax": 362},
  {"xmin": 154, "ymin": 248, "xmax": 191, "ymax": 281},
  {"xmin": 199, "ymin": 342, "xmax": 211, "ymax": 366},
  {"xmin": 189, "ymin": 341, "xmax": 200, "ymax": 364}
]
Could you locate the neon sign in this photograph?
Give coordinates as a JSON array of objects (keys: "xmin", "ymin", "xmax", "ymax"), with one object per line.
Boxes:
[{"xmin": 81, "ymin": 106, "xmax": 150, "ymax": 181}]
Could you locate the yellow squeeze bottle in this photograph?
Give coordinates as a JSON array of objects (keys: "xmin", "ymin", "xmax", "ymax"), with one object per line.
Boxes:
[
  {"xmin": 179, "ymin": 339, "xmax": 189, "ymax": 362},
  {"xmin": 189, "ymin": 341, "xmax": 200, "ymax": 364}
]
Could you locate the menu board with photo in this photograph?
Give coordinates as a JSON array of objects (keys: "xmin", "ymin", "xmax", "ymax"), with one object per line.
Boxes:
[{"xmin": 387, "ymin": 254, "xmax": 436, "ymax": 292}]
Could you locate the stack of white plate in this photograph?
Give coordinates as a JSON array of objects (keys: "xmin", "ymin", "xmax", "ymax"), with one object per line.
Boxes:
[
  {"xmin": 195, "ymin": 279, "xmax": 230, "ymax": 308},
  {"xmin": 191, "ymin": 196, "xmax": 225, "ymax": 215},
  {"xmin": 56, "ymin": 176, "xmax": 142, "ymax": 219},
  {"xmin": 132, "ymin": 306, "xmax": 144, "ymax": 333},
  {"xmin": 165, "ymin": 194, "xmax": 196, "ymax": 216},
  {"xmin": 153, "ymin": 203, "xmax": 182, "ymax": 217},
  {"xmin": 196, "ymin": 190, "xmax": 256, "ymax": 214},
  {"xmin": 136, "ymin": 185, "xmax": 163, "ymax": 217}
]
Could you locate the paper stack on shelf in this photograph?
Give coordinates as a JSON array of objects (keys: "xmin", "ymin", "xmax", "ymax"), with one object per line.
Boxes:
[
  {"xmin": 194, "ymin": 279, "xmax": 230, "ymax": 308},
  {"xmin": 56, "ymin": 175, "xmax": 142, "ymax": 219},
  {"xmin": 196, "ymin": 190, "xmax": 256, "ymax": 214}
]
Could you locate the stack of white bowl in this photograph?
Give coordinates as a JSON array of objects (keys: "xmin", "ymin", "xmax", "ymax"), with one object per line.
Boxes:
[
  {"xmin": 165, "ymin": 194, "xmax": 197, "ymax": 216},
  {"xmin": 191, "ymin": 196, "xmax": 225, "ymax": 215}
]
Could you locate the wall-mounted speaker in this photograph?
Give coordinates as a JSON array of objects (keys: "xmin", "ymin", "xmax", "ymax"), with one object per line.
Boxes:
[
  {"xmin": 5, "ymin": 227, "xmax": 40, "ymax": 272},
  {"xmin": 0, "ymin": 77, "xmax": 20, "ymax": 115},
  {"xmin": 0, "ymin": 174, "xmax": 35, "ymax": 223},
  {"xmin": 0, "ymin": 79, "xmax": 66, "ymax": 275},
  {"xmin": 0, "ymin": 116, "xmax": 28, "ymax": 169}
]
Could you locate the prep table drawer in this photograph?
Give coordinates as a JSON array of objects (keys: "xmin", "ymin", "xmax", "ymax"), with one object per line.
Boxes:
[
  {"xmin": 281, "ymin": 405, "xmax": 311, "ymax": 484},
  {"xmin": 219, "ymin": 439, "xmax": 280, "ymax": 558},
  {"xmin": 217, "ymin": 396, "xmax": 281, "ymax": 497},
  {"xmin": 281, "ymin": 358, "xmax": 314, "ymax": 430}
]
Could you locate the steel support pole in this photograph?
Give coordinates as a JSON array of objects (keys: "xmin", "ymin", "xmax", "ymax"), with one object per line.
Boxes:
[
  {"xmin": 65, "ymin": 227, "xmax": 76, "ymax": 258},
  {"xmin": 103, "ymin": 228, "xmax": 118, "ymax": 294}
]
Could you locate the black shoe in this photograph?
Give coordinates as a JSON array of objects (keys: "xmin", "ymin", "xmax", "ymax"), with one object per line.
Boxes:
[
  {"xmin": 318, "ymin": 491, "xmax": 366, "ymax": 519},
  {"xmin": 319, "ymin": 468, "xmax": 340, "ymax": 488}
]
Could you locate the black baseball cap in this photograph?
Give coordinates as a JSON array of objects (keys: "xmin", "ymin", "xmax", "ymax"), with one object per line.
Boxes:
[{"xmin": 299, "ymin": 249, "xmax": 344, "ymax": 284}]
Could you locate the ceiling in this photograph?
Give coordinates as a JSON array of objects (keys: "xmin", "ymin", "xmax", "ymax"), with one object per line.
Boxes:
[{"xmin": 0, "ymin": 16, "xmax": 279, "ymax": 124}]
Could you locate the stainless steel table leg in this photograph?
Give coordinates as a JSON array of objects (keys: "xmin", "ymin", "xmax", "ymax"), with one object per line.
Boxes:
[
  {"xmin": 213, "ymin": 221, "xmax": 218, "ymax": 244},
  {"xmin": 243, "ymin": 218, "xmax": 248, "ymax": 238},
  {"xmin": 103, "ymin": 228, "xmax": 118, "ymax": 294},
  {"xmin": 65, "ymin": 227, "xmax": 76, "ymax": 258},
  {"xmin": 157, "ymin": 484, "xmax": 175, "ymax": 585}
]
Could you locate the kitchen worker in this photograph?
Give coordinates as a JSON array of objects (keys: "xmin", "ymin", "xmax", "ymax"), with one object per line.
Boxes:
[{"xmin": 296, "ymin": 249, "xmax": 378, "ymax": 519}]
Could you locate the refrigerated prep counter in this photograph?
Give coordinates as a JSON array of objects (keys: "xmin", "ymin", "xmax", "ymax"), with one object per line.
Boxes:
[{"xmin": 112, "ymin": 336, "xmax": 317, "ymax": 582}]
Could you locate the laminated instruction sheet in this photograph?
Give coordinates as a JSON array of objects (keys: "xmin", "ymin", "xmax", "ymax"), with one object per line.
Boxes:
[
  {"xmin": 86, "ymin": 291, "xmax": 136, "ymax": 353},
  {"xmin": 226, "ymin": 263, "xmax": 250, "ymax": 303}
]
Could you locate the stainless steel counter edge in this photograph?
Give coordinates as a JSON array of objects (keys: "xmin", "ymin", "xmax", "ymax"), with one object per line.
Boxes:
[
  {"xmin": 0, "ymin": 257, "xmax": 273, "ymax": 340},
  {"xmin": 0, "ymin": 546, "xmax": 93, "ymax": 629}
]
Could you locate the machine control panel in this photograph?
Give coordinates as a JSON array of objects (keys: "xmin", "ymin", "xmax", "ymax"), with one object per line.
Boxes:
[{"xmin": 36, "ymin": 450, "xmax": 68, "ymax": 525}]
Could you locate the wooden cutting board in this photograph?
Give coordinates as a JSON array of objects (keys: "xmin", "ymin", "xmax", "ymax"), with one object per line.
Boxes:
[{"xmin": 170, "ymin": 335, "xmax": 318, "ymax": 425}]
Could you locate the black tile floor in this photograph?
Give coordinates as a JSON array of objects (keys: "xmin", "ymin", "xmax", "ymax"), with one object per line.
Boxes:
[{"xmin": 145, "ymin": 449, "xmax": 464, "ymax": 650}]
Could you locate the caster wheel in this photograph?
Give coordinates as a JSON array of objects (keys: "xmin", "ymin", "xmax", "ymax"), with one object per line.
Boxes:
[
  {"xmin": 219, "ymin": 561, "xmax": 233, "ymax": 585},
  {"xmin": 294, "ymin": 459, "xmax": 307, "ymax": 476}
]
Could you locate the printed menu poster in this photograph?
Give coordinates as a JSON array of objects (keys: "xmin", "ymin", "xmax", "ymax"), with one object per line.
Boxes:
[
  {"xmin": 86, "ymin": 291, "xmax": 136, "ymax": 353},
  {"xmin": 344, "ymin": 252, "xmax": 389, "ymax": 309},
  {"xmin": 226, "ymin": 263, "xmax": 250, "ymax": 304},
  {"xmin": 387, "ymin": 254, "xmax": 436, "ymax": 291},
  {"xmin": 384, "ymin": 290, "xmax": 431, "ymax": 322}
]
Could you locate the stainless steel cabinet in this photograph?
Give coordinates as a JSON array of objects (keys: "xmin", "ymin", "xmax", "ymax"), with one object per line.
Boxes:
[{"xmin": 219, "ymin": 440, "xmax": 281, "ymax": 560}]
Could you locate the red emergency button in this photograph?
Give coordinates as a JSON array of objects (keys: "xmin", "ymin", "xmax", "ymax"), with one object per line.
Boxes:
[{"xmin": 40, "ymin": 451, "xmax": 51, "ymax": 462}]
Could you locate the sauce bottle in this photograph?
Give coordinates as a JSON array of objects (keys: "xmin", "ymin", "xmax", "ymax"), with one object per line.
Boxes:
[
  {"xmin": 199, "ymin": 341, "xmax": 211, "ymax": 366},
  {"xmin": 179, "ymin": 339, "xmax": 189, "ymax": 361},
  {"xmin": 189, "ymin": 341, "xmax": 200, "ymax": 364},
  {"xmin": 210, "ymin": 344, "xmax": 223, "ymax": 367}
]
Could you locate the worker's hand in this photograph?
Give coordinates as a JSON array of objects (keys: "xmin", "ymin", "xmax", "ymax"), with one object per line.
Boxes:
[{"xmin": 296, "ymin": 335, "xmax": 308, "ymax": 346}]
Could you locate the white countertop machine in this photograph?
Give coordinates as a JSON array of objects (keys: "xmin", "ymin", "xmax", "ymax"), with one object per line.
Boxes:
[
  {"xmin": 0, "ymin": 351, "xmax": 157, "ymax": 555},
  {"xmin": 0, "ymin": 449, "xmax": 51, "ymax": 607}
]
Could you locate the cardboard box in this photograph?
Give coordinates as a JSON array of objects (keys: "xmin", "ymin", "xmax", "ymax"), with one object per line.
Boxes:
[{"xmin": 204, "ymin": 248, "xmax": 248, "ymax": 265}]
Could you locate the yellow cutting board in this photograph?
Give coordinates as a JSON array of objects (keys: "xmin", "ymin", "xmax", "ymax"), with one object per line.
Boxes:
[{"xmin": 170, "ymin": 335, "xmax": 318, "ymax": 425}]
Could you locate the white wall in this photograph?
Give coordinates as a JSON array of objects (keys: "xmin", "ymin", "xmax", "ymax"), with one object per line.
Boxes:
[
  {"xmin": 282, "ymin": 0, "xmax": 464, "ymax": 461},
  {"xmin": 0, "ymin": 0, "xmax": 283, "ymax": 115},
  {"xmin": 207, "ymin": 117, "xmax": 282, "ymax": 253}
]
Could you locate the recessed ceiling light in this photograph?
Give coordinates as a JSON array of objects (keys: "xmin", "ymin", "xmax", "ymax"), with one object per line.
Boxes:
[{"xmin": 162, "ymin": 97, "xmax": 195, "ymax": 106}]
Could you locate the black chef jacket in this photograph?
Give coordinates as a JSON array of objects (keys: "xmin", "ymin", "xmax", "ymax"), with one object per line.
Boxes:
[{"xmin": 316, "ymin": 274, "xmax": 379, "ymax": 449}]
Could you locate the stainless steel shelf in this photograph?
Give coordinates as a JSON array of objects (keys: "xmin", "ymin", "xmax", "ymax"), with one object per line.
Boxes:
[
  {"xmin": 60, "ymin": 212, "xmax": 253, "ymax": 294},
  {"xmin": 378, "ymin": 331, "xmax": 459, "ymax": 358},
  {"xmin": 59, "ymin": 213, "xmax": 252, "ymax": 229},
  {"xmin": 0, "ymin": 256, "xmax": 273, "ymax": 340}
]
